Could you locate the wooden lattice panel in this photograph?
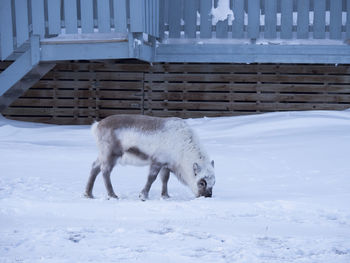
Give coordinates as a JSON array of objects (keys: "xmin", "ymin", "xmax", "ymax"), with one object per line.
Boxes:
[{"xmin": 1, "ymin": 60, "xmax": 350, "ymax": 124}]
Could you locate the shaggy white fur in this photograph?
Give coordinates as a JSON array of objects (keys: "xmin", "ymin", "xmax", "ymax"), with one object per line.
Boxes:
[
  {"xmin": 115, "ymin": 119, "xmax": 215, "ymax": 195},
  {"xmin": 88, "ymin": 115, "xmax": 215, "ymax": 198}
]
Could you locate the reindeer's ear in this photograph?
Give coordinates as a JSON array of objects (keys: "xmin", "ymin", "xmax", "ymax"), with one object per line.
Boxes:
[
  {"xmin": 211, "ymin": 160, "xmax": 215, "ymax": 168},
  {"xmin": 193, "ymin": 163, "xmax": 201, "ymax": 175}
]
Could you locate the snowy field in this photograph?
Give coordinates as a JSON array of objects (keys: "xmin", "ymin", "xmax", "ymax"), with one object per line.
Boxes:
[{"xmin": 1, "ymin": 110, "xmax": 350, "ymax": 263}]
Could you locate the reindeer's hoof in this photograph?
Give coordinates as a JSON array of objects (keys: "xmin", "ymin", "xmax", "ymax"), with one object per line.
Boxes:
[
  {"xmin": 139, "ymin": 192, "xmax": 148, "ymax": 201},
  {"xmin": 161, "ymin": 193, "xmax": 170, "ymax": 199},
  {"xmin": 84, "ymin": 193, "xmax": 94, "ymax": 199},
  {"xmin": 108, "ymin": 193, "xmax": 119, "ymax": 199}
]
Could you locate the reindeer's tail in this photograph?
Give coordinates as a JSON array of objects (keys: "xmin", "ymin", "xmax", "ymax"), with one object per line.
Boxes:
[{"xmin": 91, "ymin": 121, "xmax": 100, "ymax": 140}]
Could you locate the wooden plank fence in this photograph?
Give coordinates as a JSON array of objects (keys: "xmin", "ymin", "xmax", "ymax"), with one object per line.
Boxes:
[{"xmin": 1, "ymin": 60, "xmax": 350, "ymax": 124}]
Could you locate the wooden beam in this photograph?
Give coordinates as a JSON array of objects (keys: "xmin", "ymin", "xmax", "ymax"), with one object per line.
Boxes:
[{"xmin": 0, "ymin": 63, "xmax": 55, "ymax": 113}]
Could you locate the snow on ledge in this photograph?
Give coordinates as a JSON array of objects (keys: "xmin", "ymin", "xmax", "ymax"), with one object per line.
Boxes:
[{"xmin": 211, "ymin": 0, "xmax": 234, "ymax": 25}]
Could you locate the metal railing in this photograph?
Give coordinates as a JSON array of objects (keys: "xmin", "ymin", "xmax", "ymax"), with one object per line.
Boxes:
[
  {"xmin": 162, "ymin": 0, "xmax": 350, "ymax": 40},
  {"xmin": 0, "ymin": 0, "xmax": 161, "ymax": 60}
]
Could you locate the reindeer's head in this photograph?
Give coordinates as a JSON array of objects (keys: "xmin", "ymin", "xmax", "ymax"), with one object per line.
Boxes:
[{"xmin": 193, "ymin": 160, "xmax": 215, "ymax": 198}]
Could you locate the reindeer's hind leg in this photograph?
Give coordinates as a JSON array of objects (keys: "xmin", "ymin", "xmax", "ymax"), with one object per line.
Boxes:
[
  {"xmin": 139, "ymin": 162, "xmax": 162, "ymax": 201},
  {"xmin": 84, "ymin": 159, "xmax": 101, "ymax": 198},
  {"xmin": 101, "ymin": 153, "xmax": 119, "ymax": 199},
  {"xmin": 160, "ymin": 167, "xmax": 170, "ymax": 199}
]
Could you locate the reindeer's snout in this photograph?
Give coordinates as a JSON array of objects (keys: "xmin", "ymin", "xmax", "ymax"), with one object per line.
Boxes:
[
  {"xmin": 204, "ymin": 188, "xmax": 212, "ymax": 198},
  {"xmin": 197, "ymin": 187, "xmax": 212, "ymax": 198}
]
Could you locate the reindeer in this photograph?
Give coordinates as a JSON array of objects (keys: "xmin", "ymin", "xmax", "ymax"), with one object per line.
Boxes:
[{"xmin": 84, "ymin": 114, "xmax": 215, "ymax": 200}]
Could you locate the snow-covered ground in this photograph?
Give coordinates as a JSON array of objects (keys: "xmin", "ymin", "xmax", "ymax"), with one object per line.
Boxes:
[{"xmin": 1, "ymin": 110, "xmax": 350, "ymax": 263}]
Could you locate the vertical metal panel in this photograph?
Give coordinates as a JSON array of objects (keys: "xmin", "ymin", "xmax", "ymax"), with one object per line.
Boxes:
[
  {"xmin": 31, "ymin": 0, "xmax": 45, "ymax": 37},
  {"xmin": 163, "ymin": 0, "xmax": 169, "ymax": 25},
  {"xmin": 64, "ymin": 0, "xmax": 78, "ymax": 33},
  {"xmin": 145, "ymin": 0, "xmax": 150, "ymax": 34},
  {"xmin": 313, "ymin": 0, "xmax": 326, "ymax": 39},
  {"xmin": 15, "ymin": 0, "xmax": 29, "ymax": 47},
  {"xmin": 232, "ymin": 0, "xmax": 244, "ymax": 38},
  {"xmin": 114, "ymin": 0, "xmax": 127, "ymax": 33},
  {"xmin": 159, "ymin": 0, "xmax": 165, "ymax": 38},
  {"xmin": 281, "ymin": 0, "xmax": 293, "ymax": 39},
  {"xmin": 48, "ymin": 0, "xmax": 61, "ymax": 35},
  {"xmin": 200, "ymin": 0, "xmax": 212, "ymax": 38},
  {"xmin": 264, "ymin": 0, "xmax": 277, "ymax": 39},
  {"xmin": 0, "ymin": 0, "xmax": 14, "ymax": 59},
  {"xmin": 97, "ymin": 0, "xmax": 111, "ymax": 32},
  {"xmin": 153, "ymin": 0, "xmax": 160, "ymax": 37},
  {"xmin": 168, "ymin": 0, "xmax": 182, "ymax": 38},
  {"xmin": 347, "ymin": 0, "xmax": 350, "ymax": 39},
  {"xmin": 215, "ymin": 0, "xmax": 228, "ymax": 38},
  {"xmin": 247, "ymin": 0, "xmax": 260, "ymax": 39},
  {"xmin": 184, "ymin": 0, "xmax": 197, "ymax": 38},
  {"xmin": 330, "ymin": 0, "xmax": 342, "ymax": 39},
  {"xmin": 80, "ymin": 0, "xmax": 94, "ymax": 33},
  {"xmin": 297, "ymin": 0, "xmax": 309, "ymax": 39},
  {"xmin": 129, "ymin": 0, "xmax": 144, "ymax": 33}
]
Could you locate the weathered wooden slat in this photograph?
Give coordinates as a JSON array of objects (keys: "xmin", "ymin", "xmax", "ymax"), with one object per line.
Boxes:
[
  {"xmin": 145, "ymin": 73, "xmax": 350, "ymax": 83},
  {"xmin": 11, "ymin": 98, "xmax": 94, "ymax": 107},
  {"xmin": 330, "ymin": 0, "xmax": 343, "ymax": 39},
  {"xmin": 44, "ymin": 71, "xmax": 144, "ymax": 80},
  {"xmin": 14, "ymin": 0, "xmax": 29, "ymax": 47},
  {"xmin": 313, "ymin": 0, "xmax": 326, "ymax": 39},
  {"xmin": 297, "ymin": 0, "xmax": 309, "ymax": 39},
  {"xmin": 48, "ymin": 0, "xmax": 61, "ymax": 35},
  {"xmin": 97, "ymin": 0, "xmax": 111, "ymax": 33},
  {"xmin": 146, "ymin": 82, "xmax": 350, "ymax": 93},
  {"xmin": 114, "ymin": 0, "xmax": 127, "ymax": 33},
  {"xmin": 281, "ymin": 0, "xmax": 293, "ymax": 39},
  {"xmin": 54, "ymin": 62, "xmax": 150, "ymax": 72},
  {"xmin": 247, "ymin": 0, "xmax": 260, "ymax": 39},
  {"xmin": 145, "ymin": 111, "xmax": 253, "ymax": 118},
  {"xmin": 0, "ymin": 0, "xmax": 14, "ymax": 60},
  {"xmin": 98, "ymin": 100, "xmax": 142, "ymax": 108},
  {"xmin": 145, "ymin": 101, "xmax": 231, "ymax": 111},
  {"xmin": 146, "ymin": 91, "xmax": 350, "ymax": 103},
  {"xmin": 64, "ymin": 0, "xmax": 78, "ymax": 34},
  {"xmin": 99, "ymin": 109, "xmax": 142, "ymax": 117},
  {"xmin": 33, "ymin": 81, "xmax": 143, "ymax": 90},
  {"xmin": 168, "ymin": 0, "xmax": 182, "ymax": 38},
  {"xmin": 184, "ymin": 0, "xmax": 197, "ymax": 38},
  {"xmin": 200, "ymin": 0, "xmax": 212, "ymax": 38},
  {"xmin": 31, "ymin": 0, "xmax": 45, "ymax": 37},
  {"xmin": 264, "ymin": 0, "xmax": 277, "ymax": 39},
  {"xmin": 80, "ymin": 0, "xmax": 94, "ymax": 33}
]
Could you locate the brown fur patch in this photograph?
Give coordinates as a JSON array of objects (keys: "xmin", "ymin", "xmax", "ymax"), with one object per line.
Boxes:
[{"xmin": 126, "ymin": 146, "xmax": 149, "ymax": 160}]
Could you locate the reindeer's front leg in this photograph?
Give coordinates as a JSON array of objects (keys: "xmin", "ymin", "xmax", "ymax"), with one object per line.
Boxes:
[{"xmin": 139, "ymin": 162, "xmax": 162, "ymax": 201}]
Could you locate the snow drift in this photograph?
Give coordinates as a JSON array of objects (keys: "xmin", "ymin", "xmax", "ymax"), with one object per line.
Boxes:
[{"xmin": 1, "ymin": 110, "xmax": 350, "ymax": 262}]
